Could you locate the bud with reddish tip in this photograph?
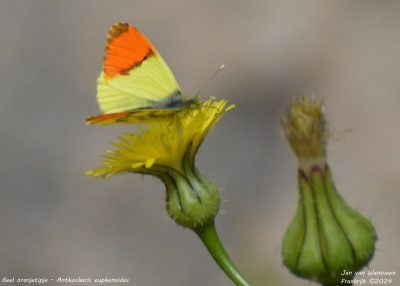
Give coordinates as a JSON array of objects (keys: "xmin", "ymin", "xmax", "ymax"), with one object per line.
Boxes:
[{"xmin": 281, "ymin": 95, "xmax": 376, "ymax": 285}]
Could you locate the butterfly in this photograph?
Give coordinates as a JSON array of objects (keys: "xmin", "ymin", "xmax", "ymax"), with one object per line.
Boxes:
[{"xmin": 85, "ymin": 22, "xmax": 199, "ymax": 125}]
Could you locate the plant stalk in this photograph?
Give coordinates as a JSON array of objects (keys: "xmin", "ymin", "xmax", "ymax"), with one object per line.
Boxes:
[{"xmin": 193, "ymin": 220, "xmax": 251, "ymax": 286}]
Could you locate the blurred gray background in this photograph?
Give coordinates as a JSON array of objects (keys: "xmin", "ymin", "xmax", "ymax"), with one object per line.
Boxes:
[{"xmin": 1, "ymin": 1, "xmax": 399, "ymax": 285}]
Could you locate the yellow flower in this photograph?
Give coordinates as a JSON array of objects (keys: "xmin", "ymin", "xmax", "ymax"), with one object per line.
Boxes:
[
  {"xmin": 86, "ymin": 98, "xmax": 234, "ymax": 228},
  {"xmin": 87, "ymin": 99, "xmax": 233, "ymax": 177}
]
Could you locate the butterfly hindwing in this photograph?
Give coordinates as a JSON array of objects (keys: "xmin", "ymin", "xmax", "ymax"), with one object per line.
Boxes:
[{"xmin": 86, "ymin": 109, "xmax": 179, "ymax": 125}]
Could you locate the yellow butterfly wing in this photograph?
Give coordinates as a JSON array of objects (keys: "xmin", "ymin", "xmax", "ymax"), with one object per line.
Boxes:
[{"xmin": 86, "ymin": 22, "xmax": 194, "ymax": 125}]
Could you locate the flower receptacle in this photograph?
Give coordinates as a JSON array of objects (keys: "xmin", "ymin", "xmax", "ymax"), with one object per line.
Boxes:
[{"xmin": 162, "ymin": 147, "xmax": 220, "ymax": 229}]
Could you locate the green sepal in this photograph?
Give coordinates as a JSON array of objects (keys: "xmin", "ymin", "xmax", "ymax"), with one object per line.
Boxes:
[
  {"xmin": 162, "ymin": 143, "xmax": 220, "ymax": 229},
  {"xmin": 282, "ymin": 165, "xmax": 377, "ymax": 284}
]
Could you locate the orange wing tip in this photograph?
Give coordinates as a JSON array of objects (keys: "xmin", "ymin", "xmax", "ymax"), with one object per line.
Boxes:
[
  {"xmin": 103, "ymin": 22, "xmax": 156, "ymax": 80},
  {"xmin": 106, "ymin": 22, "xmax": 130, "ymax": 42}
]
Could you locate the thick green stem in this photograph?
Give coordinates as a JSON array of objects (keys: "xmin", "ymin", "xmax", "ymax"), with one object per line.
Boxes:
[{"xmin": 193, "ymin": 220, "xmax": 251, "ymax": 286}]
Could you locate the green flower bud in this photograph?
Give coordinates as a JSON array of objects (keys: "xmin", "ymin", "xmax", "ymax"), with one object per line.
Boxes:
[
  {"xmin": 282, "ymin": 165, "xmax": 376, "ymax": 285},
  {"xmin": 281, "ymin": 95, "xmax": 377, "ymax": 285}
]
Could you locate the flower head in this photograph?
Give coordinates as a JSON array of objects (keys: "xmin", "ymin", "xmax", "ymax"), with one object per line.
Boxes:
[
  {"xmin": 87, "ymin": 99, "xmax": 234, "ymax": 228},
  {"xmin": 281, "ymin": 95, "xmax": 328, "ymax": 175},
  {"xmin": 87, "ymin": 99, "xmax": 233, "ymax": 177}
]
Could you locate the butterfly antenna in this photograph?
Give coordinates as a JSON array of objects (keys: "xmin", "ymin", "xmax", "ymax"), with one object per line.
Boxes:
[{"xmin": 195, "ymin": 64, "xmax": 225, "ymax": 96}]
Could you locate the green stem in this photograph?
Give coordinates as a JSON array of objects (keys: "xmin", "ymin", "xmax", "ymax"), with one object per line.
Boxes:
[{"xmin": 193, "ymin": 220, "xmax": 252, "ymax": 286}]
